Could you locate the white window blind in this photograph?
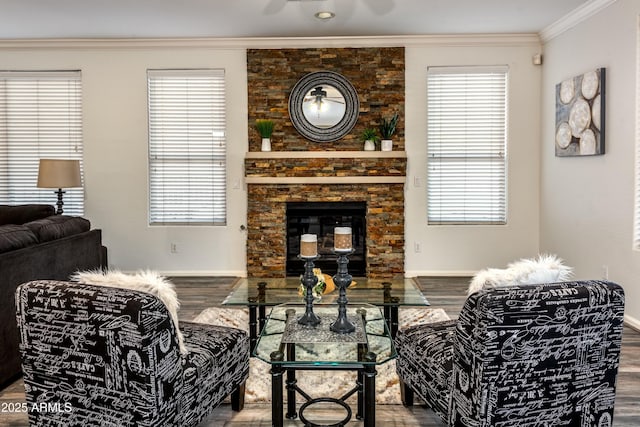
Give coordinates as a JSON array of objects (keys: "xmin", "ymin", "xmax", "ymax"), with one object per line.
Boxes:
[
  {"xmin": 148, "ymin": 69, "xmax": 227, "ymax": 225},
  {"xmin": 427, "ymin": 66, "xmax": 508, "ymax": 225},
  {"xmin": 0, "ymin": 71, "xmax": 84, "ymax": 215}
]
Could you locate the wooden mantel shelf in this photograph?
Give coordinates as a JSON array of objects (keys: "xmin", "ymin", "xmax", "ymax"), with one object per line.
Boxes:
[
  {"xmin": 245, "ymin": 151, "xmax": 407, "ymax": 159},
  {"xmin": 244, "ymin": 150, "xmax": 407, "ymax": 184}
]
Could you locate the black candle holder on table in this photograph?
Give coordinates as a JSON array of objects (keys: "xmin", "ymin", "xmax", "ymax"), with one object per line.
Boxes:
[
  {"xmin": 330, "ymin": 248, "xmax": 356, "ymax": 334},
  {"xmin": 298, "ymin": 255, "xmax": 321, "ymax": 326}
]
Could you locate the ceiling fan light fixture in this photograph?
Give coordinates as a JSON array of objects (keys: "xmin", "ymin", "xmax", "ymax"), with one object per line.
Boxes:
[{"xmin": 314, "ymin": 11, "xmax": 335, "ymax": 20}]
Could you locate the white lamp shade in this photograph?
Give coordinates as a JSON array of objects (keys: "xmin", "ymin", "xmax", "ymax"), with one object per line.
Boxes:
[{"xmin": 37, "ymin": 159, "xmax": 82, "ymax": 189}]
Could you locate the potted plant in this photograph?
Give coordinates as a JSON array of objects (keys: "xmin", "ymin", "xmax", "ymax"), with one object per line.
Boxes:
[
  {"xmin": 255, "ymin": 119, "xmax": 275, "ymax": 151},
  {"xmin": 361, "ymin": 127, "xmax": 379, "ymax": 151},
  {"xmin": 379, "ymin": 113, "xmax": 399, "ymax": 151}
]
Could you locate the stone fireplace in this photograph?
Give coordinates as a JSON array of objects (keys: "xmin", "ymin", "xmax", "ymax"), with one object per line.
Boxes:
[
  {"xmin": 245, "ymin": 152, "xmax": 406, "ymax": 278},
  {"xmin": 245, "ymin": 47, "xmax": 406, "ymax": 278}
]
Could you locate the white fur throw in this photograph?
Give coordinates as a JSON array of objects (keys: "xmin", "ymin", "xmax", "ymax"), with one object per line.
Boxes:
[
  {"xmin": 71, "ymin": 269, "xmax": 187, "ymax": 355},
  {"xmin": 467, "ymin": 254, "xmax": 573, "ymax": 295}
]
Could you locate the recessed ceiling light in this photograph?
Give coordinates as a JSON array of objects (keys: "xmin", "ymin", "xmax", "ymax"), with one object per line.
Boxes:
[{"xmin": 314, "ymin": 11, "xmax": 335, "ymax": 20}]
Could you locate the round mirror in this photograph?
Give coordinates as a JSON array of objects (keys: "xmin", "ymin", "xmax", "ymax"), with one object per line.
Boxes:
[
  {"xmin": 289, "ymin": 71, "xmax": 359, "ymax": 142},
  {"xmin": 301, "ymin": 84, "xmax": 346, "ymax": 129}
]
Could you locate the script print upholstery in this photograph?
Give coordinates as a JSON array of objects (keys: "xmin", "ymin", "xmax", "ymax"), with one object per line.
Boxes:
[
  {"xmin": 395, "ymin": 319, "xmax": 457, "ymax": 416},
  {"xmin": 15, "ymin": 280, "xmax": 249, "ymax": 427},
  {"xmin": 395, "ymin": 280, "xmax": 625, "ymax": 427}
]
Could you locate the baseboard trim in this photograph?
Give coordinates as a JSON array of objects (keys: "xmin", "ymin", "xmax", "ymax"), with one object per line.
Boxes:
[
  {"xmin": 119, "ymin": 270, "xmax": 475, "ymax": 279},
  {"xmin": 119, "ymin": 270, "xmax": 247, "ymax": 278},
  {"xmin": 625, "ymin": 314, "xmax": 640, "ymax": 332},
  {"xmin": 405, "ymin": 270, "xmax": 476, "ymax": 278}
]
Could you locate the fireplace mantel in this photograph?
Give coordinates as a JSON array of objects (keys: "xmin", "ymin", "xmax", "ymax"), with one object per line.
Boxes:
[
  {"xmin": 245, "ymin": 151, "xmax": 407, "ymax": 159},
  {"xmin": 244, "ymin": 150, "xmax": 407, "ymax": 184}
]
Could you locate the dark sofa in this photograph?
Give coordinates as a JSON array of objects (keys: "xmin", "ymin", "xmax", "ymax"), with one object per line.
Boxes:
[{"xmin": 0, "ymin": 204, "xmax": 107, "ymax": 387}]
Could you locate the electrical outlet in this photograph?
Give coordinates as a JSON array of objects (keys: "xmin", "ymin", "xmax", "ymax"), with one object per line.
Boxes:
[
  {"xmin": 170, "ymin": 243, "xmax": 178, "ymax": 253},
  {"xmin": 413, "ymin": 176, "xmax": 422, "ymax": 187},
  {"xmin": 602, "ymin": 265, "xmax": 608, "ymax": 280},
  {"xmin": 414, "ymin": 241, "xmax": 421, "ymax": 253}
]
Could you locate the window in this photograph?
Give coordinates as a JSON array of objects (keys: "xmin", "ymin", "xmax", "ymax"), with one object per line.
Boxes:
[
  {"xmin": 427, "ymin": 66, "xmax": 508, "ymax": 225},
  {"xmin": 0, "ymin": 71, "xmax": 84, "ymax": 215},
  {"xmin": 147, "ymin": 69, "xmax": 226, "ymax": 225}
]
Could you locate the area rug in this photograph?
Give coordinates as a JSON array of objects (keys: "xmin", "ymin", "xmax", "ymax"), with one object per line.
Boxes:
[{"xmin": 192, "ymin": 306, "xmax": 450, "ymax": 404}]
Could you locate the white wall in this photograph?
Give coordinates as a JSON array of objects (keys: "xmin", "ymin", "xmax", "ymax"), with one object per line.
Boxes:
[
  {"xmin": 0, "ymin": 36, "xmax": 543, "ymax": 277},
  {"xmin": 0, "ymin": 44, "xmax": 249, "ymax": 275},
  {"xmin": 540, "ymin": 0, "xmax": 640, "ymax": 323},
  {"xmin": 404, "ymin": 41, "xmax": 543, "ymax": 276}
]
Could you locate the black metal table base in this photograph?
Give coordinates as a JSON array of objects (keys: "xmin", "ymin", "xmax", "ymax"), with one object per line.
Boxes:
[
  {"xmin": 248, "ymin": 303, "xmax": 400, "ymax": 352},
  {"xmin": 244, "ymin": 280, "xmax": 407, "ymax": 353},
  {"xmin": 299, "ymin": 397, "xmax": 352, "ymax": 427},
  {"xmin": 270, "ymin": 352, "xmax": 377, "ymax": 427}
]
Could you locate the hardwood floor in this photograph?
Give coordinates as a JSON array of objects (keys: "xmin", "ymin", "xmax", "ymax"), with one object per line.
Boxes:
[{"xmin": 1, "ymin": 277, "xmax": 638, "ymax": 426}]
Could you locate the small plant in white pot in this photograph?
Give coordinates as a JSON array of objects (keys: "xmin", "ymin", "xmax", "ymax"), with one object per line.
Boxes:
[
  {"xmin": 255, "ymin": 119, "xmax": 275, "ymax": 152},
  {"xmin": 379, "ymin": 113, "xmax": 399, "ymax": 151},
  {"xmin": 361, "ymin": 127, "xmax": 379, "ymax": 151}
]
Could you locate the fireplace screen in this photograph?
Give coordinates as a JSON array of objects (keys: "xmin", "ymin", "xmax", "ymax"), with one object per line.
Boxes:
[{"xmin": 286, "ymin": 202, "xmax": 366, "ymax": 276}]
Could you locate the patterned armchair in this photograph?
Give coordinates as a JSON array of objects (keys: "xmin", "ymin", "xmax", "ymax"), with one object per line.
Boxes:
[
  {"xmin": 15, "ymin": 280, "xmax": 249, "ymax": 427},
  {"xmin": 395, "ymin": 280, "xmax": 625, "ymax": 427}
]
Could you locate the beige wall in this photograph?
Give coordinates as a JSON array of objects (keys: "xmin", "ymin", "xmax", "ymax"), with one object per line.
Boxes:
[
  {"xmin": 540, "ymin": 0, "xmax": 640, "ymax": 324},
  {"xmin": 0, "ymin": 35, "xmax": 542, "ymax": 277},
  {"xmin": 0, "ymin": 45, "xmax": 249, "ymax": 275},
  {"xmin": 404, "ymin": 41, "xmax": 542, "ymax": 275}
]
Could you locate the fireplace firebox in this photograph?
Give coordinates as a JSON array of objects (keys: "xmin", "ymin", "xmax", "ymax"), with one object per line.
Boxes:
[{"xmin": 286, "ymin": 202, "xmax": 366, "ymax": 276}]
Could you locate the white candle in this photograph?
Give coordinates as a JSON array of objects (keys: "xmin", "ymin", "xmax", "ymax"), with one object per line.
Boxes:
[
  {"xmin": 300, "ymin": 234, "xmax": 318, "ymax": 257},
  {"xmin": 334, "ymin": 227, "xmax": 352, "ymax": 251}
]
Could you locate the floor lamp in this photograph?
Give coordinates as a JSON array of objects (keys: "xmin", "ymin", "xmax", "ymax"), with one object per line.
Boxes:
[{"xmin": 37, "ymin": 159, "xmax": 82, "ymax": 215}]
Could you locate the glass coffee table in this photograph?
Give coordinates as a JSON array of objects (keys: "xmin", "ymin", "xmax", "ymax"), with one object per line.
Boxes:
[
  {"xmin": 254, "ymin": 303, "xmax": 394, "ymax": 427},
  {"xmin": 222, "ymin": 277, "xmax": 429, "ymax": 350}
]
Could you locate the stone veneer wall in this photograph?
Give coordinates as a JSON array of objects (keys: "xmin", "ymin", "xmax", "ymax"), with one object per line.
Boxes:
[
  {"xmin": 247, "ymin": 183, "xmax": 405, "ymax": 279},
  {"xmin": 247, "ymin": 47, "xmax": 405, "ymax": 151},
  {"xmin": 245, "ymin": 157, "xmax": 407, "ymax": 178},
  {"xmin": 246, "ymin": 47, "xmax": 406, "ymax": 278}
]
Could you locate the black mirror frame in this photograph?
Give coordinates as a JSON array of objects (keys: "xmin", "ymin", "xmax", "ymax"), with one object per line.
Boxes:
[{"xmin": 288, "ymin": 71, "xmax": 359, "ymax": 143}]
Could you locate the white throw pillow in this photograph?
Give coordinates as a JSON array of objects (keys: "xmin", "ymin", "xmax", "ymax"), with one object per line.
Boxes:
[
  {"xmin": 467, "ymin": 254, "xmax": 573, "ymax": 295},
  {"xmin": 71, "ymin": 269, "xmax": 187, "ymax": 355}
]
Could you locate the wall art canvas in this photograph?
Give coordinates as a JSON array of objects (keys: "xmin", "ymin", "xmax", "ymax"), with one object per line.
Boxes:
[{"xmin": 555, "ymin": 67, "xmax": 605, "ymax": 156}]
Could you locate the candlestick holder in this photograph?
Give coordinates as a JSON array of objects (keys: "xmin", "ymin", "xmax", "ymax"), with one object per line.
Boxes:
[
  {"xmin": 330, "ymin": 249, "xmax": 356, "ymax": 334},
  {"xmin": 298, "ymin": 255, "xmax": 321, "ymax": 327}
]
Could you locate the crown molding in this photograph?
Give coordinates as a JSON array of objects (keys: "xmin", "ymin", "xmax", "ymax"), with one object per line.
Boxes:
[
  {"xmin": 539, "ymin": 0, "xmax": 618, "ymax": 43},
  {"xmin": 0, "ymin": 33, "xmax": 540, "ymax": 51}
]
